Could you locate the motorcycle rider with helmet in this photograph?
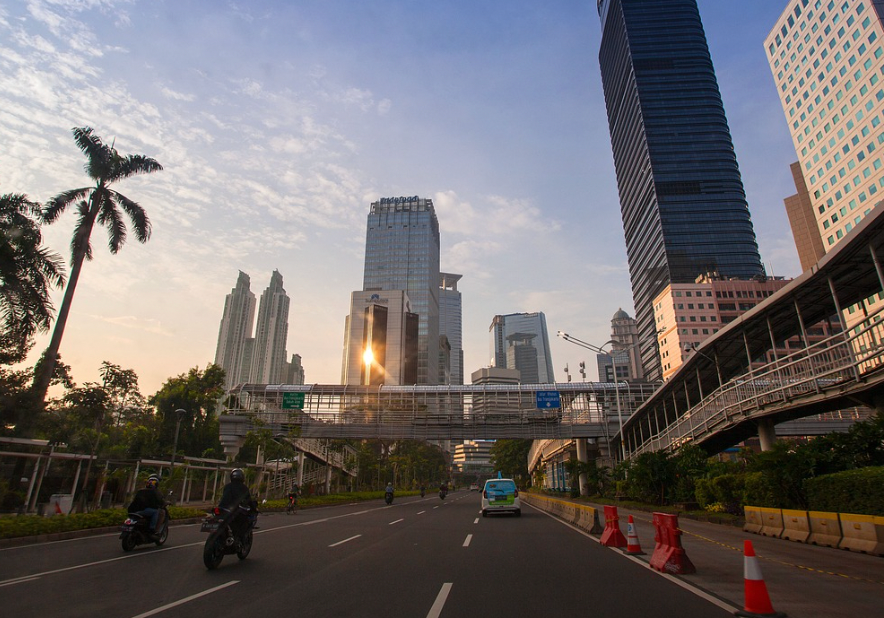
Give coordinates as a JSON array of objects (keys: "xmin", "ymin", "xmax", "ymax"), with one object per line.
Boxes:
[
  {"xmin": 219, "ymin": 468, "xmax": 257, "ymax": 536},
  {"xmin": 127, "ymin": 474, "xmax": 166, "ymax": 537}
]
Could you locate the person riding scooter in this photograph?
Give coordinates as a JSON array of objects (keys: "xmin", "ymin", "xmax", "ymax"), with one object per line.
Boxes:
[{"xmin": 127, "ymin": 475, "xmax": 166, "ymax": 538}]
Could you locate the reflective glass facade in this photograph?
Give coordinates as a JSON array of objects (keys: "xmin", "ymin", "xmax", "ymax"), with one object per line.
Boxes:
[
  {"xmin": 363, "ymin": 197, "xmax": 440, "ymax": 384},
  {"xmin": 598, "ymin": 0, "xmax": 764, "ymax": 380}
]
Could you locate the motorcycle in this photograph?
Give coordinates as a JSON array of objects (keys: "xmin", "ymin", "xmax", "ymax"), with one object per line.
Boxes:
[
  {"xmin": 439, "ymin": 488, "xmax": 447, "ymax": 500},
  {"xmin": 120, "ymin": 505, "xmax": 170, "ymax": 551},
  {"xmin": 384, "ymin": 491, "xmax": 394, "ymax": 505},
  {"xmin": 201, "ymin": 503, "xmax": 257, "ymax": 570},
  {"xmin": 286, "ymin": 493, "xmax": 298, "ymax": 514},
  {"xmin": 420, "ymin": 488, "xmax": 425, "ymax": 498}
]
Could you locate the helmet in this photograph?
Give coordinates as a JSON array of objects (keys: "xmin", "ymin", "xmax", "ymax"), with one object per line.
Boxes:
[
  {"xmin": 230, "ymin": 468, "xmax": 245, "ymax": 483},
  {"xmin": 146, "ymin": 474, "xmax": 159, "ymax": 488}
]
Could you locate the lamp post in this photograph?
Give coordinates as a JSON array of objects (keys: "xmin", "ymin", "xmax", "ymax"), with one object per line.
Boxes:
[
  {"xmin": 169, "ymin": 408, "xmax": 186, "ymax": 477},
  {"xmin": 557, "ymin": 331, "xmax": 627, "ymax": 462}
]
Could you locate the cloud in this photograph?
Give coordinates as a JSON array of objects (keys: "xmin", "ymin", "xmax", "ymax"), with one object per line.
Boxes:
[{"xmin": 160, "ymin": 86, "xmax": 196, "ymax": 102}]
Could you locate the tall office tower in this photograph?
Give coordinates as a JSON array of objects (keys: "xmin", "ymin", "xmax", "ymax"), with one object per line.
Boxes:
[
  {"xmin": 214, "ymin": 271, "xmax": 256, "ymax": 390},
  {"xmin": 598, "ymin": 0, "xmax": 765, "ymax": 381},
  {"xmin": 250, "ymin": 270, "xmax": 290, "ymax": 384},
  {"xmin": 341, "ymin": 291, "xmax": 419, "ymax": 385},
  {"xmin": 488, "ymin": 312, "xmax": 555, "ymax": 383},
  {"xmin": 439, "ymin": 272, "xmax": 464, "ymax": 385},
  {"xmin": 506, "ymin": 333, "xmax": 540, "ymax": 383},
  {"xmin": 363, "ymin": 196, "xmax": 441, "ymax": 384},
  {"xmin": 784, "ymin": 161, "xmax": 827, "ymax": 272},
  {"xmin": 765, "ymin": 1, "xmax": 884, "ymax": 252},
  {"xmin": 285, "ymin": 354, "xmax": 305, "ymax": 385}
]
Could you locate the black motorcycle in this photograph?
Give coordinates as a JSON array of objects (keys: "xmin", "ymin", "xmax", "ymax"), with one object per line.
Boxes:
[
  {"xmin": 439, "ymin": 488, "xmax": 447, "ymax": 500},
  {"xmin": 120, "ymin": 506, "xmax": 170, "ymax": 551},
  {"xmin": 384, "ymin": 491, "xmax": 394, "ymax": 505},
  {"xmin": 201, "ymin": 503, "xmax": 256, "ymax": 570}
]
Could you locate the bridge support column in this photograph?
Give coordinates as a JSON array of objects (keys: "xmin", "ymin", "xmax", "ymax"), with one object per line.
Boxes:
[
  {"xmin": 758, "ymin": 418, "xmax": 777, "ymax": 451},
  {"xmin": 576, "ymin": 439, "xmax": 589, "ymax": 496},
  {"xmin": 325, "ymin": 465, "xmax": 332, "ymax": 494},
  {"xmin": 296, "ymin": 452, "xmax": 305, "ymax": 486}
]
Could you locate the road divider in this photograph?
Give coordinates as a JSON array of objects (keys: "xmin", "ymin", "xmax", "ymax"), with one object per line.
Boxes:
[
  {"xmin": 649, "ymin": 512, "xmax": 695, "ymax": 575},
  {"xmin": 744, "ymin": 506, "xmax": 884, "ymax": 556}
]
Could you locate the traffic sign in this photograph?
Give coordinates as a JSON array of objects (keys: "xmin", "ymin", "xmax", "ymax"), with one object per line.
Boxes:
[
  {"xmin": 535, "ymin": 390, "xmax": 561, "ymax": 409},
  {"xmin": 281, "ymin": 392, "xmax": 305, "ymax": 409}
]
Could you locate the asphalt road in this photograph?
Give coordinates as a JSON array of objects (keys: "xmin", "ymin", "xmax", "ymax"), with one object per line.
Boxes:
[{"xmin": 0, "ymin": 492, "xmax": 738, "ymax": 618}]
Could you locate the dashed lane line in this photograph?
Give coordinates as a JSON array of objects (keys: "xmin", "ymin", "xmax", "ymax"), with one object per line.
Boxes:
[
  {"xmin": 427, "ymin": 583, "xmax": 452, "ymax": 618},
  {"xmin": 130, "ymin": 581, "xmax": 239, "ymax": 618},
  {"xmin": 329, "ymin": 535, "xmax": 362, "ymax": 548}
]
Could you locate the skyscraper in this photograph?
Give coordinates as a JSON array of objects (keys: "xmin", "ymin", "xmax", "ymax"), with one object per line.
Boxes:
[
  {"xmin": 439, "ymin": 272, "xmax": 464, "ymax": 385},
  {"xmin": 765, "ymin": 1, "xmax": 884, "ymax": 253},
  {"xmin": 597, "ymin": 0, "xmax": 765, "ymax": 380},
  {"xmin": 250, "ymin": 270, "xmax": 290, "ymax": 384},
  {"xmin": 489, "ymin": 312, "xmax": 555, "ymax": 383},
  {"xmin": 214, "ymin": 271, "xmax": 256, "ymax": 390},
  {"xmin": 362, "ymin": 196, "xmax": 441, "ymax": 384}
]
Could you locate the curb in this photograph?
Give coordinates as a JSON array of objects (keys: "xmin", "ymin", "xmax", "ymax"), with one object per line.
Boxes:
[{"xmin": 0, "ymin": 517, "xmax": 206, "ymax": 549}]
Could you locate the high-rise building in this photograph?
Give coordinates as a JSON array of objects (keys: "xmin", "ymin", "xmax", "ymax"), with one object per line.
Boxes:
[
  {"xmin": 489, "ymin": 312, "xmax": 555, "ymax": 383},
  {"xmin": 439, "ymin": 272, "xmax": 464, "ymax": 385},
  {"xmin": 597, "ymin": 0, "xmax": 765, "ymax": 380},
  {"xmin": 362, "ymin": 196, "xmax": 441, "ymax": 384},
  {"xmin": 285, "ymin": 354, "xmax": 305, "ymax": 385},
  {"xmin": 250, "ymin": 270, "xmax": 290, "ymax": 384},
  {"xmin": 784, "ymin": 161, "xmax": 827, "ymax": 272},
  {"xmin": 341, "ymin": 290, "xmax": 419, "ymax": 385},
  {"xmin": 765, "ymin": 1, "xmax": 884, "ymax": 252},
  {"xmin": 214, "ymin": 271, "xmax": 256, "ymax": 390},
  {"xmin": 596, "ymin": 308, "xmax": 645, "ymax": 383}
]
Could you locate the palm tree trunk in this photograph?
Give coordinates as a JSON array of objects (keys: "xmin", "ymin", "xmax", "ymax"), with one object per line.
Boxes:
[{"xmin": 31, "ymin": 202, "xmax": 98, "ymax": 406}]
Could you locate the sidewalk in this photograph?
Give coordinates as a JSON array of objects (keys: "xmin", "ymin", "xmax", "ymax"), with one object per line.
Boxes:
[{"xmin": 528, "ymin": 494, "xmax": 883, "ymax": 618}]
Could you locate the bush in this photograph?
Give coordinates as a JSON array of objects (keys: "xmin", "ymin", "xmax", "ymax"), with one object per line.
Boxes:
[{"xmin": 804, "ymin": 466, "xmax": 884, "ymax": 516}]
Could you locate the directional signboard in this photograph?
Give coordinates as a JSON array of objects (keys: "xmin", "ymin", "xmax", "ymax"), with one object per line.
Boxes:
[
  {"xmin": 535, "ymin": 390, "xmax": 561, "ymax": 409},
  {"xmin": 281, "ymin": 392, "xmax": 305, "ymax": 410}
]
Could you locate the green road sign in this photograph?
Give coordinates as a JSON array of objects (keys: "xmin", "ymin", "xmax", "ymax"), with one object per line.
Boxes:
[{"xmin": 281, "ymin": 392, "xmax": 305, "ymax": 409}]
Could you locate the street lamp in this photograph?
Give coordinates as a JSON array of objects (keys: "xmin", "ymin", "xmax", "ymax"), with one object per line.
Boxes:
[
  {"xmin": 557, "ymin": 331, "xmax": 627, "ymax": 462},
  {"xmin": 169, "ymin": 408, "xmax": 186, "ymax": 477}
]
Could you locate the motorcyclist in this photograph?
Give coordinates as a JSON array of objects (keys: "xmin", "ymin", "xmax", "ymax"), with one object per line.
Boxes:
[
  {"xmin": 384, "ymin": 482, "xmax": 394, "ymax": 503},
  {"xmin": 127, "ymin": 474, "xmax": 166, "ymax": 536},
  {"xmin": 219, "ymin": 468, "xmax": 256, "ymax": 535},
  {"xmin": 419, "ymin": 484, "xmax": 426, "ymax": 497},
  {"xmin": 439, "ymin": 481, "xmax": 448, "ymax": 497}
]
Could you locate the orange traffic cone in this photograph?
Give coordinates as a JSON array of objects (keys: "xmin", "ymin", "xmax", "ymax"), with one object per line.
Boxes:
[
  {"xmin": 736, "ymin": 540, "xmax": 786, "ymax": 617},
  {"xmin": 624, "ymin": 515, "xmax": 644, "ymax": 554}
]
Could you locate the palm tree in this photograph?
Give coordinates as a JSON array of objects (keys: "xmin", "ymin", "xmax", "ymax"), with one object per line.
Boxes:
[
  {"xmin": 32, "ymin": 127, "xmax": 163, "ymax": 403},
  {"xmin": 0, "ymin": 193, "xmax": 66, "ymax": 353}
]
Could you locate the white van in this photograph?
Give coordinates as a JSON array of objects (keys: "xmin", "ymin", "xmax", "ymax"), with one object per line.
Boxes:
[{"xmin": 481, "ymin": 478, "xmax": 521, "ymax": 517}]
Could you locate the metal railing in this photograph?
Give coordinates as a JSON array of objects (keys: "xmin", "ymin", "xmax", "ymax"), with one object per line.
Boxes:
[{"xmin": 631, "ymin": 306, "xmax": 884, "ymax": 456}]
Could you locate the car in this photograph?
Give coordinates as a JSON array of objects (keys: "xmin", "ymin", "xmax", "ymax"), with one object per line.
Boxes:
[
  {"xmin": 481, "ymin": 478, "xmax": 521, "ymax": 517},
  {"xmin": 469, "ymin": 483, "xmax": 480, "ymax": 491}
]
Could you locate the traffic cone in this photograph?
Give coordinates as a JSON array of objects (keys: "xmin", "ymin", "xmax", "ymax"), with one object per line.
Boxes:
[
  {"xmin": 624, "ymin": 515, "xmax": 644, "ymax": 554},
  {"xmin": 54, "ymin": 501, "xmax": 62, "ymax": 515},
  {"xmin": 735, "ymin": 540, "xmax": 786, "ymax": 617}
]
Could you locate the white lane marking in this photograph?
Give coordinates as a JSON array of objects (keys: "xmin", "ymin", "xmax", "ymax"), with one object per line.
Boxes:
[
  {"xmin": 0, "ymin": 576, "xmax": 40, "ymax": 587},
  {"xmin": 329, "ymin": 535, "xmax": 362, "ymax": 547},
  {"xmin": 130, "ymin": 580, "xmax": 239, "ymax": 618},
  {"xmin": 389, "ymin": 518, "xmax": 404, "ymax": 525},
  {"xmin": 524, "ymin": 503, "xmax": 738, "ymax": 614},
  {"xmin": 473, "ymin": 518, "xmax": 479, "ymax": 524},
  {"xmin": 417, "ymin": 510, "xmax": 426, "ymax": 515},
  {"xmin": 426, "ymin": 582, "xmax": 453, "ymax": 618},
  {"xmin": 433, "ymin": 506, "xmax": 440, "ymax": 509},
  {"xmin": 463, "ymin": 534, "xmax": 473, "ymax": 547}
]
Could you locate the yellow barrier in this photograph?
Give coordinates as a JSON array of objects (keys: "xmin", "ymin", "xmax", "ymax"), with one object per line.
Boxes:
[
  {"xmin": 780, "ymin": 509, "xmax": 811, "ymax": 543},
  {"xmin": 808, "ymin": 511, "xmax": 842, "ymax": 548},
  {"xmin": 758, "ymin": 507, "xmax": 784, "ymax": 538},
  {"xmin": 743, "ymin": 506, "xmax": 763, "ymax": 534},
  {"xmin": 837, "ymin": 513, "xmax": 884, "ymax": 556},
  {"xmin": 522, "ymin": 494, "xmax": 603, "ymax": 534}
]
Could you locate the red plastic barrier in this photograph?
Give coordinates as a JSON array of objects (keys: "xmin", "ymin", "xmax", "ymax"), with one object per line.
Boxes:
[
  {"xmin": 649, "ymin": 512, "xmax": 696, "ymax": 574},
  {"xmin": 599, "ymin": 505, "xmax": 628, "ymax": 547}
]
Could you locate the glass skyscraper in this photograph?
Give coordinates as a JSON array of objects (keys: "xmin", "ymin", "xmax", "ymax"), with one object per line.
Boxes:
[
  {"xmin": 439, "ymin": 272, "xmax": 464, "ymax": 385},
  {"xmin": 214, "ymin": 271, "xmax": 256, "ymax": 390},
  {"xmin": 489, "ymin": 312, "xmax": 555, "ymax": 384},
  {"xmin": 363, "ymin": 197, "xmax": 441, "ymax": 384},
  {"xmin": 597, "ymin": 0, "xmax": 764, "ymax": 380}
]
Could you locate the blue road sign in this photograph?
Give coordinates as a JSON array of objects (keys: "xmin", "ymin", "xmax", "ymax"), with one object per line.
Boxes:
[{"xmin": 535, "ymin": 390, "xmax": 561, "ymax": 409}]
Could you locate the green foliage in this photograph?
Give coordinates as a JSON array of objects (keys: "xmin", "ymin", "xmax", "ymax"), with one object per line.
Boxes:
[
  {"xmin": 489, "ymin": 439, "xmax": 532, "ymax": 485},
  {"xmin": 259, "ymin": 490, "xmax": 420, "ymax": 511},
  {"xmin": 804, "ymin": 466, "xmax": 884, "ymax": 516},
  {"xmin": 0, "ymin": 506, "xmax": 207, "ymax": 539},
  {"xmin": 624, "ymin": 450, "xmax": 676, "ymax": 505}
]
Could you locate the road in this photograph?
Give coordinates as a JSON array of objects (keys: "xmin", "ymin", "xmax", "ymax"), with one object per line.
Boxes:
[{"xmin": 0, "ymin": 492, "xmax": 736, "ymax": 618}]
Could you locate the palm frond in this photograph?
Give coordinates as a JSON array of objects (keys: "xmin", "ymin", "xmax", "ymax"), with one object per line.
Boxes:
[
  {"xmin": 111, "ymin": 154, "xmax": 163, "ymax": 183},
  {"xmin": 0, "ymin": 193, "xmax": 41, "ymax": 218},
  {"xmin": 112, "ymin": 191, "xmax": 151, "ymax": 242},
  {"xmin": 71, "ymin": 201, "xmax": 95, "ymax": 262},
  {"xmin": 98, "ymin": 197, "xmax": 127, "ymax": 254},
  {"xmin": 42, "ymin": 188, "xmax": 91, "ymax": 223},
  {"xmin": 71, "ymin": 127, "xmax": 113, "ymax": 181}
]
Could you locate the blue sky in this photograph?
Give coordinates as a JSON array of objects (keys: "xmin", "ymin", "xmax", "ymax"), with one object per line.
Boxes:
[{"xmin": 0, "ymin": 1, "xmax": 800, "ymax": 395}]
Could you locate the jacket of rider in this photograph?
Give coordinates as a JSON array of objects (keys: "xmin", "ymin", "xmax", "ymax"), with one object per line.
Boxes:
[
  {"xmin": 128, "ymin": 487, "xmax": 165, "ymax": 513},
  {"xmin": 218, "ymin": 482, "xmax": 252, "ymax": 510}
]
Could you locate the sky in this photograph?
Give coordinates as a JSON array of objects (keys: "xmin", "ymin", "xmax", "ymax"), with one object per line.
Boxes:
[{"xmin": 0, "ymin": 0, "xmax": 803, "ymax": 398}]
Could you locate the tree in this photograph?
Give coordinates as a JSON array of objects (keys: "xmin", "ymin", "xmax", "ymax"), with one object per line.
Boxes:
[
  {"xmin": 0, "ymin": 194, "xmax": 65, "ymax": 354},
  {"xmin": 489, "ymin": 439, "xmax": 532, "ymax": 486},
  {"xmin": 32, "ymin": 127, "xmax": 162, "ymax": 403}
]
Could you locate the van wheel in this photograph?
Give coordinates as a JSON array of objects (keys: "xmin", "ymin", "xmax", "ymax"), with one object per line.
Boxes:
[
  {"xmin": 514, "ymin": 510, "xmax": 521, "ymax": 517},
  {"xmin": 482, "ymin": 510, "xmax": 487, "ymax": 518}
]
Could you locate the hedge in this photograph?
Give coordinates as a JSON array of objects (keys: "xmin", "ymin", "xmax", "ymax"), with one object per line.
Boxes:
[
  {"xmin": 804, "ymin": 466, "xmax": 884, "ymax": 516},
  {"xmin": 0, "ymin": 506, "xmax": 207, "ymax": 540}
]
